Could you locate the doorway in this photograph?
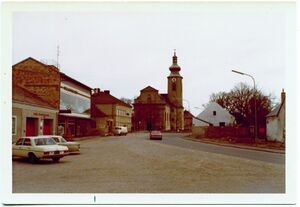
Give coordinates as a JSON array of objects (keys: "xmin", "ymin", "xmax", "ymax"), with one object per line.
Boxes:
[
  {"xmin": 26, "ymin": 117, "xmax": 38, "ymax": 136},
  {"xmin": 43, "ymin": 119, "xmax": 53, "ymax": 135}
]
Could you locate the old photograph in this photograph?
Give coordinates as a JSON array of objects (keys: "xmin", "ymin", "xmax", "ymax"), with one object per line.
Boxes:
[{"xmin": 1, "ymin": 1, "xmax": 297, "ymax": 205}]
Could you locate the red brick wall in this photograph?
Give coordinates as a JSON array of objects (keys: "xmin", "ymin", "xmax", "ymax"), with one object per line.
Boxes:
[
  {"xmin": 206, "ymin": 126, "xmax": 250, "ymax": 138},
  {"xmin": 184, "ymin": 111, "xmax": 193, "ymax": 131},
  {"xmin": 13, "ymin": 58, "xmax": 60, "ymax": 109}
]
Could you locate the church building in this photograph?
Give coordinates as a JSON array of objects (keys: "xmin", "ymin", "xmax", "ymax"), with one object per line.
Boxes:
[{"xmin": 133, "ymin": 51, "xmax": 184, "ymax": 131}]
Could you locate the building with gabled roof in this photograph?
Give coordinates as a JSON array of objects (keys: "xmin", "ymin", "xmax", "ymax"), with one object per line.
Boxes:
[
  {"xmin": 91, "ymin": 88, "xmax": 132, "ymax": 135},
  {"xmin": 133, "ymin": 52, "xmax": 184, "ymax": 131},
  {"xmin": 266, "ymin": 89, "xmax": 286, "ymax": 142},
  {"xmin": 193, "ymin": 102, "xmax": 235, "ymax": 127},
  {"xmin": 12, "ymin": 57, "xmax": 60, "ymax": 141},
  {"xmin": 12, "ymin": 57, "xmax": 97, "ymax": 140},
  {"xmin": 133, "ymin": 86, "xmax": 171, "ymax": 131}
]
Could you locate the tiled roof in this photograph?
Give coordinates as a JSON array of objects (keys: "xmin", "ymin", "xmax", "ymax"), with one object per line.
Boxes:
[
  {"xmin": 266, "ymin": 101, "xmax": 285, "ymax": 117},
  {"xmin": 92, "ymin": 91, "xmax": 132, "ymax": 108},
  {"xmin": 13, "ymin": 84, "xmax": 56, "ymax": 109}
]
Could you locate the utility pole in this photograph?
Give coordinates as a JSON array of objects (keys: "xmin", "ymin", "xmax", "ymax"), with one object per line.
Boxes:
[{"xmin": 232, "ymin": 69, "xmax": 257, "ymax": 142}]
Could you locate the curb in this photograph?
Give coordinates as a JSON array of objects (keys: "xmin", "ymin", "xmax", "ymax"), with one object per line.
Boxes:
[{"xmin": 183, "ymin": 137, "xmax": 285, "ymax": 154}]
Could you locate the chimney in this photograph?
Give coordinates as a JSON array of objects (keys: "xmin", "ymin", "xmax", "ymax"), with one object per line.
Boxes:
[
  {"xmin": 91, "ymin": 88, "xmax": 101, "ymax": 95},
  {"xmin": 104, "ymin": 90, "xmax": 110, "ymax": 94},
  {"xmin": 281, "ymin": 89, "xmax": 285, "ymax": 103}
]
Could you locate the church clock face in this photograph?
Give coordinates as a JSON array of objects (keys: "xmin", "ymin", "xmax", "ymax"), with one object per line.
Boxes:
[{"xmin": 171, "ymin": 77, "xmax": 176, "ymax": 82}]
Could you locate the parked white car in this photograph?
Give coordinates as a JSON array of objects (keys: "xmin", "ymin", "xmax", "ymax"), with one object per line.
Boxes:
[
  {"xmin": 50, "ymin": 135, "xmax": 80, "ymax": 153},
  {"xmin": 12, "ymin": 136, "xmax": 69, "ymax": 163},
  {"xmin": 113, "ymin": 126, "xmax": 128, "ymax": 136}
]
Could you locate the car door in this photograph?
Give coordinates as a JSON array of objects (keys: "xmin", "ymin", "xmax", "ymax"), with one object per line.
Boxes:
[
  {"xmin": 13, "ymin": 138, "xmax": 24, "ymax": 157},
  {"xmin": 19, "ymin": 138, "xmax": 32, "ymax": 157}
]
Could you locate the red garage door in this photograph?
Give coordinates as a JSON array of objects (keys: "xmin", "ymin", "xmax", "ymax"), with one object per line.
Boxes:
[
  {"xmin": 26, "ymin": 117, "xmax": 38, "ymax": 136},
  {"xmin": 43, "ymin": 119, "xmax": 53, "ymax": 135}
]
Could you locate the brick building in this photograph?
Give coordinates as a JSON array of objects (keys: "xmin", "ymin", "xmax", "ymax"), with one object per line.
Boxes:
[
  {"xmin": 133, "ymin": 52, "xmax": 184, "ymax": 131},
  {"xmin": 12, "ymin": 58, "xmax": 60, "ymax": 141},
  {"xmin": 12, "ymin": 57, "xmax": 96, "ymax": 140}
]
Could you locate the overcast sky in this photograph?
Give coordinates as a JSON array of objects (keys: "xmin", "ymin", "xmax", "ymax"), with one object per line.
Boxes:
[{"xmin": 12, "ymin": 2, "xmax": 294, "ymax": 116}]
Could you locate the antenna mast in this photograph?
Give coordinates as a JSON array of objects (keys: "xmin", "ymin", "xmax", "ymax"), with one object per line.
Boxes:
[{"xmin": 56, "ymin": 45, "xmax": 60, "ymax": 69}]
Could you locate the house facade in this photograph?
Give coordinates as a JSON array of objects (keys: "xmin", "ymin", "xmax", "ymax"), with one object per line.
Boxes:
[
  {"xmin": 12, "ymin": 58, "xmax": 60, "ymax": 141},
  {"xmin": 133, "ymin": 52, "xmax": 184, "ymax": 131},
  {"xmin": 12, "ymin": 57, "xmax": 96, "ymax": 140},
  {"xmin": 193, "ymin": 102, "xmax": 235, "ymax": 127},
  {"xmin": 91, "ymin": 88, "xmax": 132, "ymax": 135},
  {"xmin": 58, "ymin": 73, "xmax": 95, "ymax": 139},
  {"xmin": 266, "ymin": 89, "xmax": 286, "ymax": 142},
  {"xmin": 133, "ymin": 86, "xmax": 171, "ymax": 131}
]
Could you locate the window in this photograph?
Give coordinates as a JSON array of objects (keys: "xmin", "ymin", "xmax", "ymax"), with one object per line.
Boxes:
[
  {"xmin": 213, "ymin": 111, "xmax": 216, "ymax": 116},
  {"xmin": 35, "ymin": 138, "xmax": 56, "ymax": 146},
  {"xmin": 52, "ymin": 137, "xmax": 60, "ymax": 143},
  {"xmin": 23, "ymin": 138, "xmax": 32, "ymax": 146},
  {"xmin": 12, "ymin": 116, "xmax": 17, "ymax": 135},
  {"xmin": 16, "ymin": 138, "xmax": 24, "ymax": 145},
  {"xmin": 219, "ymin": 122, "xmax": 225, "ymax": 127},
  {"xmin": 60, "ymin": 90, "xmax": 90, "ymax": 114}
]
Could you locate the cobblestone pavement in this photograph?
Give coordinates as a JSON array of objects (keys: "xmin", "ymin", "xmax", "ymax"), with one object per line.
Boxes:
[{"xmin": 13, "ymin": 133, "xmax": 285, "ymax": 193}]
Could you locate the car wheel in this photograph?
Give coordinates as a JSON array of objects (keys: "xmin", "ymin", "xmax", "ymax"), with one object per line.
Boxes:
[
  {"xmin": 52, "ymin": 157, "xmax": 60, "ymax": 162},
  {"xmin": 28, "ymin": 153, "xmax": 38, "ymax": 164}
]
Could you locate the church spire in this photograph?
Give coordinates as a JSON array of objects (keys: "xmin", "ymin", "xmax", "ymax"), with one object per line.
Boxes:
[{"xmin": 169, "ymin": 49, "xmax": 181, "ymax": 72}]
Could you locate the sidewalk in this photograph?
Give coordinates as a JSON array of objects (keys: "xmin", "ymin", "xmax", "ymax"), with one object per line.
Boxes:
[
  {"xmin": 71, "ymin": 135, "xmax": 103, "ymax": 141},
  {"xmin": 183, "ymin": 136, "xmax": 285, "ymax": 154}
]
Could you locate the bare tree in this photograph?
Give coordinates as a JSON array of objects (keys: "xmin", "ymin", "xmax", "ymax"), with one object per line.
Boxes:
[
  {"xmin": 209, "ymin": 82, "xmax": 274, "ymax": 127},
  {"xmin": 120, "ymin": 97, "xmax": 133, "ymax": 106}
]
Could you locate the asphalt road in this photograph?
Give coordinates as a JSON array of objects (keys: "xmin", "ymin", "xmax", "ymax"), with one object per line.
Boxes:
[
  {"xmin": 158, "ymin": 133, "xmax": 285, "ymax": 165},
  {"xmin": 13, "ymin": 132, "xmax": 285, "ymax": 193}
]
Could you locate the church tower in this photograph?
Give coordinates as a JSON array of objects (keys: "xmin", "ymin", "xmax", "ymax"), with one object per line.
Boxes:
[{"xmin": 167, "ymin": 50, "xmax": 184, "ymax": 131}]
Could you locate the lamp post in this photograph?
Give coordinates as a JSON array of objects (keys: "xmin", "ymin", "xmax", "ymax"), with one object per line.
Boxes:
[{"xmin": 232, "ymin": 69, "xmax": 257, "ymax": 141}]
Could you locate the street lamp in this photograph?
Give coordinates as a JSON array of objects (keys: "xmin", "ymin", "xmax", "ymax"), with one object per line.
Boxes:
[{"xmin": 232, "ymin": 69, "xmax": 257, "ymax": 141}]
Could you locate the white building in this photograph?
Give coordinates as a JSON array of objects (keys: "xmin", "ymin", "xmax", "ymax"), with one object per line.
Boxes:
[
  {"xmin": 193, "ymin": 102, "xmax": 235, "ymax": 127},
  {"xmin": 266, "ymin": 89, "xmax": 286, "ymax": 142}
]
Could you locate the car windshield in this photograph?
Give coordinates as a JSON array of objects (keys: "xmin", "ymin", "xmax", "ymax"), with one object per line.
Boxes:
[{"xmin": 34, "ymin": 138, "xmax": 56, "ymax": 146}]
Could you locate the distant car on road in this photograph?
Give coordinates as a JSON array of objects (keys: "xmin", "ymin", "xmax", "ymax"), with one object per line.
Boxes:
[
  {"xmin": 113, "ymin": 126, "xmax": 128, "ymax": 136},
  {"xmin": 50, "ymin": 135, "xmax": 80, "ymax": 153},
  {"xmin": 149, "ymin": 130, "xmax": 163, "ymax": 140},
  {"xmin": 12, "ymin": 136, "xmax": 69, "ymax": 163}
]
